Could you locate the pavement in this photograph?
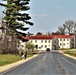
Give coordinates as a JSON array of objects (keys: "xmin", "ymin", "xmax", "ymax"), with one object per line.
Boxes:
[
  {"xmin": 0, "ymin": 50, "xmax": 76, "ymax": 74},
  {"xmin": 0, "ymin": 54, "xmax": 39, "ymax": 73}
]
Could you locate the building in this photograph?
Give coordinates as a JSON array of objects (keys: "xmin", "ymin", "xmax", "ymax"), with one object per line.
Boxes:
[
  {"xmin": 55, "ymin": 35, "xmax": 75, "ymax": 49},
  {"xmin": 20, "ymin": 34, "xmax": 76, "ymax": 51}
]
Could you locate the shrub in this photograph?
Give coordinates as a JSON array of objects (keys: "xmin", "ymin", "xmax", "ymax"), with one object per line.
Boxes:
[{"xmin": 2, "ymin": 48, "xmax": 19, "ymax": 54}]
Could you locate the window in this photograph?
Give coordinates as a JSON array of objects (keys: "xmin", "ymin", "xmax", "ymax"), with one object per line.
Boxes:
[
  {"xmin": 64, "ymin": 39, "xmax": 65, "ymax": 41},
  {"xmin": 39, "ymin": 47, "xmax": 41, "ymax": 49},
  {"xmin": 72, "ymin": 39, "xmax": 74, "ymax": 41},
  {"xmin": 67, "ymin": 39, "xmax": 68, "ymax": 41},
  {"xmin": 60, "ymin": 39, "xmax": 62, "ymax": 41},
  {"xmin": 41, "ymin": 40, "xmax": 43, "ymax": 43},
  {"xmin": 48, "ymin": 45, "xmax": 50, "ymax": 46},
  {"xmin": 41, "ymin": 45, "xmax": 43, "ymax": 48},
  {"xmin": 48, "ymin": 40, "xmax": 50, "ymax": 43},
  {"xmin": 35, "ymin": 40, "xmax": 37, "ymax": 43},
  {"xmin": 63, "ymin": 43, "xmax": 65, "ymax": 46},
  {"xmin": 60, "ymin": 43, "xmax": 62, "ymax": 46},
  {"xmin": 45, "ymin": 40, "xmax": 47, "ymax": 43},
  {"xmin": 45, "ymin": 45, "xmax": 47, "ymax": 48}
]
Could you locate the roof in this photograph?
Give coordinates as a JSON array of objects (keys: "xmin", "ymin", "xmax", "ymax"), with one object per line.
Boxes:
[
  {"xmin": 55, "ymin": 35, "xmax": 72, "ymax": 38},
  {"xmin": 22, "ymin": 35, "xmax": 54, "ymax": 40},
  {"xmin": 22, "ymin": 34, "xmax": 73, "ymax": 40}
]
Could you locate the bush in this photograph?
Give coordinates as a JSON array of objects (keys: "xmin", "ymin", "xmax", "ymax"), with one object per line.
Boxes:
[
  {"xmin": 0, "ymin": 45, "xmax": 4, "ymax": 54},
  {"xmin": 2, "ymin": 48, "xmax": 19, "ymax": 54}
]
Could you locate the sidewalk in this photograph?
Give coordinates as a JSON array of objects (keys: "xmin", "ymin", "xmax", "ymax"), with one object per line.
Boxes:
[{"xmin": 0, "ymin": 54, "xmax": 39, "ymax": 73}]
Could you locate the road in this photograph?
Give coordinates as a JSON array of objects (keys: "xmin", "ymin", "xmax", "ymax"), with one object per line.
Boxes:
[{"xmin": 3, "ymin": 51, "xmax": 76, "ymax": 75}]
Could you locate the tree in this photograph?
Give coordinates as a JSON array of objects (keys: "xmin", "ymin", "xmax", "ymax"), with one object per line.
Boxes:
[
  {"xmin": 64, "ymin": 20, "xmax": 74, "ymax": 34},
  {"xmin": 0, "ymin": 0, "xmax": 33, "ymax": 41},
  {"xmin": 51, "ymin": 31, "xmax": 62, "ymax": 35},
  {"xmin": 0, "ymin": 0, "xmax": 33, "ymax": 53},
  {"xmin": 57, "ymin": 20, "xmax": 76, "ymax": 35},
  {"xmin": 36, "ymin": 32, "xmax": 42, "ymax": 35},
  {"xmin": 30, "ymin": 43, "xmax": 35, "ymax": 53},
  {"xmin": 58, "ymin": 24, "xmax": 66, "ymax": 34},
  {"xmin": 25, "ymin": 41, "xmax": 35, "ymax": 53}
]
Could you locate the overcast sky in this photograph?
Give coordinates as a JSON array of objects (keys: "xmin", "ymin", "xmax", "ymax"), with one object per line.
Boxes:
[{"xmin": 0, "ymin": 0, "xmax": 76, "ymax": 34}]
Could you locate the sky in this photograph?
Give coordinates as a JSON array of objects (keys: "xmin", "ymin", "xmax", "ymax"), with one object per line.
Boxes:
[{"xmin": 0, "ymin": 0, "xmax": 76, "ymax": 34}]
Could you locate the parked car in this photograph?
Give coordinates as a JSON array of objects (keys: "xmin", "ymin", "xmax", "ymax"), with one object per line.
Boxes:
[{"xmin": 46, "ymin": 48, "xmax": 50, "ymax": 51}]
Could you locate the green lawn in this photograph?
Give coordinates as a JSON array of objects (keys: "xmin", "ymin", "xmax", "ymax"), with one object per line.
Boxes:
[
  {"xmin": 0, "ymin": 54, "xmax": 21, "ymax": 66},
  {"xmin": 0, "ymin": 54, "xmax": 33, "ymax": 66},
  {"xmin": 64, "ymin": 51, "xmax": 76, "ymax": 57}
]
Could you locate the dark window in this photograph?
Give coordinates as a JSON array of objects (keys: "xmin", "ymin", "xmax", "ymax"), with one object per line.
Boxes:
[
  {"xmin": 67, "ymin": 39, "xmax": 68, "ymax": 41},
  {"xmin": 41, "ymin": 40, "xmax": 43, "ymax": 43},
  {"xmin": 60, "ymin": 43, "xmax": 62, "ymax": 46},
  {"xmin": 48, "ymin": 40, "xmax": 50, "ymax": 43},
  {"xmin": 41, "ymin": 45, "xmax": 43, "ymax": 48},
  {"xmin": 45, "ymin": 40, "xmax": 47, "ymax": 43},
  {"xmin": 39, "ymin": 47, "xmax": 41, "ymax": 49},
  {"xmin": 63, "ymin": 43, "xmax": 65, "ymax": 46},
  {"xmin": 72, "ymin": 39, "xmax": 74, "ymax": 41},
  {"xmin": 35, "ymin": 40, "xmax": 37, "ymax": 43},
  {"xmin": 45, "ymin": 45, "xmax": 47, "ymax": 48},
  {"xmin": 60, "ymin": 39, "xmax": 62, "ymax": 41}
]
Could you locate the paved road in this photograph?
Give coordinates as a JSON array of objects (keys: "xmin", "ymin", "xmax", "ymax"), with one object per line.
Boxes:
[{"xmin": 3, "ymin": 51, "xmax": 76, "ymax": 75}]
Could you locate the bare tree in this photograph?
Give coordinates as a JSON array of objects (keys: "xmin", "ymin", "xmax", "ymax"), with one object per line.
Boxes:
[
  {"xmin": 57, "ymin": 20, "xmax": 76, "ymax": 35},
  {"xmin": 65, "ymin": 20, "xmax": 74, "ymax": 34},
  {"xmin": 58, "ymin": 24, "xmax": 66, "ymax": 34}
]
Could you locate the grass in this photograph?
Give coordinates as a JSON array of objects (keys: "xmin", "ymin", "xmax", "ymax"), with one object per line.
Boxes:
[
  {"xmin": 0, "ymin": 54, "xmax": 21, "ymax": 66},
  {"xmin": 64, "ymin": 51, "xmax": 76, "ymax": 57},
  {"xmin": 27, "ymin": 53, "xmax": 33, "ymax": 57},
  {"xmin": 0, "ymin": 53, "xmax": 33, "ymax": 66}
]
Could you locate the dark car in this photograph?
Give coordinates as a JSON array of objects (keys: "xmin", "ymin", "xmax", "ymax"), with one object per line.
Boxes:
[{"xmin": 46, "ymin": 48, "xmax": 50, "ymax": 51}]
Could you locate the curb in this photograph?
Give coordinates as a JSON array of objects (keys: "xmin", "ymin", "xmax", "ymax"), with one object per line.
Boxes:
[
  {"xmin": 0, "ymin": 54, "xmax": 39, "ymax": 73},
  {"xmin": 58, "ymin": 51, "xmax": 76, "ymax": 60}
]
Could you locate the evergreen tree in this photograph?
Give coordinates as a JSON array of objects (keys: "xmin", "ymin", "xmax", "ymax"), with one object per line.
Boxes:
[{"xmin": 0, "ymin": 0, "xmax": 33, "ymax": 41}]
